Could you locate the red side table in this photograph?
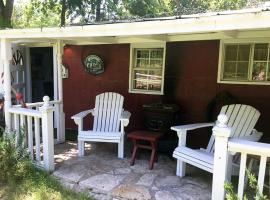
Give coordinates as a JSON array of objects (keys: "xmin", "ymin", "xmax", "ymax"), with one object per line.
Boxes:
[{"xmin": 127, "ymin": 131, "xmax": 163, "ymax": 170}]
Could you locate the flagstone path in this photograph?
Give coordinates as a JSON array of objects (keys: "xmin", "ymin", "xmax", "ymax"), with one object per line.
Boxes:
[{"xmin": 53, "ymin": 142, "xmax": 212, "ymax": 200}]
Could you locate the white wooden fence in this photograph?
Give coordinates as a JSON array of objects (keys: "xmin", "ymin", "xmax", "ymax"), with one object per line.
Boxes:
[
  {"xmin": 8, "ymin": 96, "xmax": 55, "ymax": 171},
  {"xmin": 212, "ymin": 115, "xmax": 270, "ymax": 199},
  {"xmin": 13, "ymin": 99, "xmax": 64, "ymax": 143}
]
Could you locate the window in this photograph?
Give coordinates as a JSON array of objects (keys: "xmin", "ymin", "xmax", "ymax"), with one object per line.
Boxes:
[
  {"xmin": 129, "ymin": 44, "xmax": 166, "ymax": 94},
  {"xmin": 219, "ymin": 41, "xmax": 270, "ymax": 84}
]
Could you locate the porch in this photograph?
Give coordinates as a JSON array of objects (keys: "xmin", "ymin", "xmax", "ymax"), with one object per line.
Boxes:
[
  {"xmin": 53, "ymin": 141, "xmax": 212, "ymax": 200},
  {"xmin": 1, "ymin": 6, "xmax": 270, "ymax": 200}
]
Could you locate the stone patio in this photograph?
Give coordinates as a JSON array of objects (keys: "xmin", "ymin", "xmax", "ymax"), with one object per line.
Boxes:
[{"xmin": 53, "ymin": 142, "xmax": 212, "ymax": 200}]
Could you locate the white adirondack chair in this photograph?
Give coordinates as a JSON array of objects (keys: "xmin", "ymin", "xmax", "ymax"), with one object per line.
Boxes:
[
  {"xmin": 171, "ymin": 104, "xmax": 263, "ymax": 177},
  {"xmin": 72, "ymin": 92, "xmax": 131, "ymax": 158}
]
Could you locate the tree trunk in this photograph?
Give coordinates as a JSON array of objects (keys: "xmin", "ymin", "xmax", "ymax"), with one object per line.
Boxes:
[
  {"xmin": 0, "ymin": 0, "xmax": 14, "ymax": 28},
  {"xmin": 60, "ymin": 0, "xmax": 66, "ymax": 26},
  {"xmin": 96, "ymin": 0, "xmax": 101, "ymax": 22}
]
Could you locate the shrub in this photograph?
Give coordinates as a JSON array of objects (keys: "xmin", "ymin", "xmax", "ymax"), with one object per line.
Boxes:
[
  {"xmin": 0, "ymin": 128, "xmax": 91, "ymax": 200},
  {"xmin": 0, "ymin": 128, "xmax": 34, "ymax": 183},
  {"xmin": 225, "ymin": 170, "xmax": 269, "ymax": 200}
]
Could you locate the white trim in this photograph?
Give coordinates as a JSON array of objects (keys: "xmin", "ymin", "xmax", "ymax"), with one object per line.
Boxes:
[
  {"xmin": 25, "ymin": 44, "xmax": 58, "ymax": 102},
  {"xmin": 218, "ymin": 80, "xmax": 270, "ymax": 85},
  {"xmin": 221, "ymin": 38, "xmax": 270, "ymax": 44},
  {"xmin": 217, "ymin": 40, "xmax": 224, "ymax": 83},
  {"xmin": 23, "ymin": 43, "xmax": 55, "ymax": 48},
  {"xmin": 217, "ymin": 38, "xmax": 270, "ymax": 85},
  {"xmin": 25, "ymin": 47, "xmax": 31, "ymax": 102},
  {"xmin": 129, "ymin": 43, "xmax": 166, "ymax": 95},
  {"xmin": 25, "ymin": 42, "xmax": 56, "ymax": 102},
  {"xmin": 53, "ymin": 44, "xmax": 58, "ymax": 101}
]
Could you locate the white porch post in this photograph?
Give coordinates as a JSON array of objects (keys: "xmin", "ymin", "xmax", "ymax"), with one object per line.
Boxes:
[
  {"xmin": 40, "ymin": 96, "xmax": 54, "ymax": 171},
  {"xmin": 56, "ymin": 40, "xmax": 65, "ymax": 142},
  {"xmin": 212, "ymin": 114, "xmax": 231, "ymax": 200},
  {"xmin": 1, "ymin": 38, "xmax": 12, "ymax": 130}
]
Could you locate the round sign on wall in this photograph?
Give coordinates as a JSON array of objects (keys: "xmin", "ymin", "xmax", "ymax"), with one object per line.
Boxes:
[{"xmin": 84, "ymin": 55, "xmax": 104, "ymax": 75}]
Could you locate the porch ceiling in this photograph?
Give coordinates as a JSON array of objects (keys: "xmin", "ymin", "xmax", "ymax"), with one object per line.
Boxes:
[{"xmin": 1, "ymin": 7, "xmax": 270, "ymax": 45}]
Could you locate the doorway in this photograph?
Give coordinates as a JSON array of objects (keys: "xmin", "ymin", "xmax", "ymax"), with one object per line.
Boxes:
[{"xmin": 30, "ymin": 47, "xmax": 54, "ymax": 102}]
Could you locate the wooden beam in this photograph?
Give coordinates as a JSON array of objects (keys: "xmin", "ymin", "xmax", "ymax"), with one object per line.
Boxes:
[
  {"xmin": 117, "ymin": 35, "xmax": 168, "ymax": 43},
  {"xmin": 0, "ymin": 38, "xmax": 12, "ymax": 130},
  {"xmin": 167, "ymin": 32, "xmax": 229, "ymax": 41},
  {"xmin": 63, "ymin": 36, "xmax": 116, "ymax": 45},
  {"xmin": 11, "ymin": 38, "xmax": 56, "ymax": 44}
]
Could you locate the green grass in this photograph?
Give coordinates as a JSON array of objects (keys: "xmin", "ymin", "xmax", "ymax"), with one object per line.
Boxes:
[
  {"xmin": 0, "ymin": 129, "xmax": 92, "ymax": 200},
  {"xmin": 0, "ymin": 168, "xmax": 92, "ymax": 200}
]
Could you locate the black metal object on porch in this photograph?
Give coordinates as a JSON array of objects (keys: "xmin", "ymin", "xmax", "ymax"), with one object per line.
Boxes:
[{"xmin": 142, "ymin": 103, "xmax": 180, "ymax": 154}]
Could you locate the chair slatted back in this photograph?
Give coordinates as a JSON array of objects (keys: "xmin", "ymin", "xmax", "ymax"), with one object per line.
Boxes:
[
  {"xmin": 93, "ymin": 92, "xmax": 124, "ymax": 132},
  {"xmin": 206, "ymin": 104, "xmax": 260, "ymax": 153}
]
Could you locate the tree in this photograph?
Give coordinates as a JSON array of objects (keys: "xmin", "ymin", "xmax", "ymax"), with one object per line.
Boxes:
[
  {"xmin": 209, "ymin": 0, "xmax": 248, "ymax": 11},
  {"xmin": 12, "ymin": 0, "xmax": 61, "ymax": 28},
  {"xmin": 170, "ymin": 0, "xmax": 267, "ymax": 15},
  {"xmin": 11, "ymin": 0, "xmax": 268, "ymax": 29},
  {"xmin": 0, "ymin": 0, "xmax": 14, "ymax": 28},
  {"xmin": 61, "ymin": 0, "xmax": 66, "ymax": 26},
  {"xmin": 122, "ymin": 0, "xmax": 171, "ymax": 17},
  {"xmin": 170, "ymin": 0, "xmax": 209, "ymax": 15}
]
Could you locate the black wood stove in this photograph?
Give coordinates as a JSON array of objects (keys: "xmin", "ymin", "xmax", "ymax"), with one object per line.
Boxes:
[{"xmin": 142, "ymin": 103, "xmax": 180, "ymax": 154}]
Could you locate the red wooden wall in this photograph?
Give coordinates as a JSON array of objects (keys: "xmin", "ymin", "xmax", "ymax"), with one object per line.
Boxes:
[{"xmin": 63, "ymin": 41, "xmax": 270, "ymax": 146}]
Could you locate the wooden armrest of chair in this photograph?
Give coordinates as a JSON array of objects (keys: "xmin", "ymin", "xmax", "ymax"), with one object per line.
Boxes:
[
  {"xmin": 120, "ymin": 110, "xmax": 131, "ymax": 127},
  {"xmin": 239, "ymin": 129, "xmax": 263, "ymax": 142},
  {"xmin": 71, "ymin": 109, "xmax": 94, "ymax": 131},
  {"xmin": 171, "ymin": 122, "xmax": 215, "ymax": 133},
  {"xmin": 71, "ymin": 109, "xmax": 94, "ymax": 121}
]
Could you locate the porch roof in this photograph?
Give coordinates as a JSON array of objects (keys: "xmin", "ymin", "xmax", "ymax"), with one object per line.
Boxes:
[{"xmin": 1, "ymin": 6, "xmax": 270, "ymax": 45}]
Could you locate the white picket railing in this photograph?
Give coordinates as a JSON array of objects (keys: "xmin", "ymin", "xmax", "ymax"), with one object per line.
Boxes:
[
  {"xmin": 8, "ymin": 96, "xmax": 54, "ymax": 171},
  {"xmin": 13, "ymin": 99, "xmax": 65, "ymax": 143},
  {"xmin": 212, "ymin": 115, "xmax": 270, "ymax": 200},
  {"xmin": 228, "ymin": 139, "xmax": 270, "ymax": 198}
]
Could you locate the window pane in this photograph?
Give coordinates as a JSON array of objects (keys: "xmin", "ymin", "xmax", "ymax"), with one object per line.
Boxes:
[
  {"xmin": 133, "ymin": 70, "xmax": 148, "ymax": 90},
  {"xmin": 252, "ymin": 62, "xmax": 267, "ymax": 81},
  {"xmin": 150, "ymin": 59, "xmax": 163, "ymax": 68},
  {"xmin": 136, "ymin": 59, "xmax": 149, "ymax": 68},
  {"xmin": 238, "ymin": 45, "xmax": 250, "ymax": 61},
  {"xmin": 137, "ymin": 50, "xmax": 149, "ymax": 59},
  {"xmin": 150, "ymin": 49, "xmax": 163, "ymax": 59},
  {"xmin": 267, "ymin": 62, "xmax": 270, "ymax": 81},
  {"xmin": 236, "ymin": 62, "xmax": 249, "ymax": 80},
  {"xmin": 225, "ymin": 45, "xmax": 237, "ymax": 61},
  {"xmin": 132, "ymin": 47, "xmax": 164, "ymax": 93},
  {"xmin": 134, "ymin": 70, "xmax": 148, "ymax": 80},
  {"xmin": 254, "ymin": 44, "xmax": 268, "ymax": 61},
  {"xmin": 148, "ymin": 70, "xmax": 162, "ymax": 91},
  {"xmin": 223, "ymin": 62, "xmax": 236, "ymax": 79},
  {"xmin": 134, "ymin": 80, "xmax": 147, "ymax": 90}
]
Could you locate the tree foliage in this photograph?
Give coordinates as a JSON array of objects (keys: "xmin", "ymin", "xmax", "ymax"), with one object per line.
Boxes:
[
  {"xmin": 170, "ymin": 0, "xmax": 209, "ymax": 15},
  {"xmin": 5, "ymin": 0, "xmax": 270, "ymax": 29},
  {"xmin": 170, "ymin": 0, "xmax": 267, "ymax": 15},
  {"xmin": 122, "ymin": 0, "xmax": 171, "ymax": 18},
  {"xmin": 12, "ymin": 0, "xmax": 61, "ymax": 28}
]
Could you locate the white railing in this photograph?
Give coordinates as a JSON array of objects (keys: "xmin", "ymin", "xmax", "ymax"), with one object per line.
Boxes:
[
  {"xmin": 212, "ymin": 115, "xmax": 270, "ymax": 200},
  {"xmin": 8, "ymin": 96, "xmax": 54, "ymax": 171},
  {"xmin": 14, "ymin": 99, "xmax": 65, "ymax": 143}
]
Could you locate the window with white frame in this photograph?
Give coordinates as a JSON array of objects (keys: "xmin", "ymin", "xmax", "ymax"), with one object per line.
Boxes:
[
  {"xmin": 219, "ymin": 41, "xmax": 270, "ymax": 84},
  {"xmin": 129, "ymin": 44, "xmax": 166, "ymax": 94}
]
